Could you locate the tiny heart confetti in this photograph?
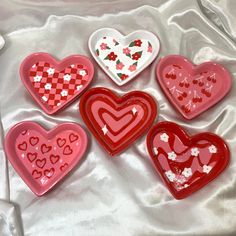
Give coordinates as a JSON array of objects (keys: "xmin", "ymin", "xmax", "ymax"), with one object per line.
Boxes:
[
  {"xmin": 4, "ymin": 121, "xmax": 88, "ymax": 196},
  {"xmin": 80, "ymin": 87, "xmax": 157, "ymax": 156},
  {"xmin": 89, "ymin": 28, "xmax": 160, "ymax": 86},
  {"xmin": 20, "ymin": 52, "xmax": 94, "ymax": 114},
  {"xmin": 156, "ymin": 55, "xmax": 232, "ymax": 119},
  {"xmin": 146, "ymin": 121, "xmax": 230, "ymax": 199}
]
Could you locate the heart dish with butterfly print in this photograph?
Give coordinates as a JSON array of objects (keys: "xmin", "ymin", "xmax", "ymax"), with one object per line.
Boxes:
[{"xmin": 4, "ymin": 121, "xmax": 88, "ymax": 196}]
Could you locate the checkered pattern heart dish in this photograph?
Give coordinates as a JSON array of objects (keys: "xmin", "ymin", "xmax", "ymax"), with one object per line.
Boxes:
[{"xmin": 20, "ymin": 52, "xmax": 94, "ymax": 115}]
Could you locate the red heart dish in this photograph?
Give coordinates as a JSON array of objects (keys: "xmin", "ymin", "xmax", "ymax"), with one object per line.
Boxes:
[
  {"xmin": 156, "ymin": 55, "xmax": 232, "ymax": 119},
  {"xmin": 80, "ymin": 87, "xmax": 157, "ymax": 156},
  {"xmin": 146, "ymin": 121, "xmax": 230, "ymax": 199},
  {"xmin": 20, "ymin": 52, "xmax": 94, "ymax": 115},
  {"xmin": 4, "ymin": 121, "xmax": 88, "ymax": 196}
]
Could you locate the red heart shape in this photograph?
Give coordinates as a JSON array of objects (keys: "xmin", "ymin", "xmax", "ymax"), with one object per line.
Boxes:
[
  {"xmin": 4, "ymin": 122, "xmax": 88, "ymax": 196},
  {"xmin": 146, "ymin": 122, "xmax": 230, "ymax": 199},
  {"xmin": 32, "ymin": 170, "xmax": 42, "ymax": 179},
  {"xmin": 20, "ymin": 53, "xmax": 94, "ymax": 114},
  {"xmin": 41, "ymin": 144, "xmax": 52, "ymax": 154},
  {"xmin": 69, "ymin": 133, "xmax": 78, "ymax": 143},
  {"xmin": 44, "ymin": 168, "xmax": 55, "ymax": 178},
  {"xmin": 29, "ymin": 137, "xmax": 39, "ymax": 146},
  {"xmin": 50, "ymin": 154, "xmax": 60, "ymax": 164},
  {"xmin": 27, "ymin": 152, "xmax": 37, "ymax": 162},
  {"xmin": 57, "ymin": 138, "xmax": 66, "ymax": 147},
  {"xmin": 80, "ymin": 87, "xmax": 157, "ymax": 156},
  {"xmin": 63, "ymin": 145, "xmax": 73, "ymax": 155},
  {"xmin": 18, "ymin": 141, "xmax": 27, "ymax": 151},
  {"xmin": 36, "ymin": 158, "xmax": 46, "ymax": 169},
  {"xmin": 156, "ymin": 55, "xmax": 232, "ymax": 119}
]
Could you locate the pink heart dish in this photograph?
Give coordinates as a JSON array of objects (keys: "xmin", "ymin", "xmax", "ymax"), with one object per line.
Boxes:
[
  {"xmin": 4, "ymin": 121, "xmax": 88, "ymax": 196},
  {"xmin": 89, "ymin": 28, "xmax": 160, "ymax": 86},
  {"xmin": 20, "ymin": 52, "xmax": 94, "ymax": 115},
  {"xmin": 156, "ymin": 55, "xmax": 232, "ymax": 119}
]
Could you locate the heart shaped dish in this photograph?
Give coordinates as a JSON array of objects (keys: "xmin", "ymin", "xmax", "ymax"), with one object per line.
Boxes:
[
  {"xmin": 20, "ymin": 52, "xmax": 94, "ymax": 115},
  {"xmin": 156, "ymin": 55, "xmax": 232, "ymax": 119},
  {"xmin": 4, "ymin": 121, "xmax": 88, "ymax": 196},
  {"xmin": 147, "ymin": 121, "xmax": 230, "ymax": 199},
  {"xmin": 89, "ymin": 28, "xmax": 160, "ymax": 86},
  {"xmin": 79, "ymin": 87, "xmax": 157, "ymax": 156}
]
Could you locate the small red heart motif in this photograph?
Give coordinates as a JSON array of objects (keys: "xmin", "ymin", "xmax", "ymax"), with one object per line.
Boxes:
[
  {"xmin": 44, "ymin": 168, "xmax": 55, "ymax": 178},
  {"xmin": 41, "ymin": 144, "xmax": 52, "ymax": 154},
  {"xmin": 69, "ymin": 133, "xmax": 78, "ymax": 143},
  {"xmin": 32, "ymin": 170, "xmax": 42, "ymax": 179},
  {"xmin": 57, "ymin": 138, "xmax": 66, "ymax": 147},
  {"xmin": 27, "ymin": 152, "xmax": 37, "ymax": 162},
  {"xmin": 63, "ymin": 145, "xmax": 73, "ymax": 155},
  {"xmin": 29, "ymin": 137, "xmax": 39, "ymax": 146},
  {"xmin": 60, "ymin": 163, "xmax": 69, "ymax": 172},
  {"xmin": 146, "ymin": 122, "xmax": 230, "ymax": 199},
  {"xmin": 36, "ymin": 158, "xmax": 46, "ymax": 169},
  {"xmin": 18, "ymin": 141, "xmax": 27, "ymax": 151},
  {"xmin": 50, "ymin": 154, "xmax": 60, "ymax": 164},
  {"xmin": 21, "ymin": 130, "xmax": 28, "ymax": 135},
  {"xmin": 20, "ymin": 53, "xmax": 94, "ymax": 114},
  {"xmin": 80, "ymin": 87, "xmax": 157, "ymax": 156},
  {"xmin": 4, "ymin": 122, "xmax": 88, "ymax": 196},
  {"xmin": 156, "ymin": 55, "xmax": 232, "ymax": 119}
]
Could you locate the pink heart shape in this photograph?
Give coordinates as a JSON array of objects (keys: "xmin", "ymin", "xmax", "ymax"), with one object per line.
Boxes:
[
  {"xmin": 4, "ymin": 122, "xmax": 88, "ymax": 196},
  {"xmin": 156, "ymin": 55, "xmax": 232, "ymax": 119},
  {"xmin": 20, "ymin": 52, "xmax": 94, "ymax": 114}
]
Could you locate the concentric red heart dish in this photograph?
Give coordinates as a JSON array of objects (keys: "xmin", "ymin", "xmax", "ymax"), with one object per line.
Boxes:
[{"xmin": 80, "ymin": 87, "xmax": 157, "ymax": 156}]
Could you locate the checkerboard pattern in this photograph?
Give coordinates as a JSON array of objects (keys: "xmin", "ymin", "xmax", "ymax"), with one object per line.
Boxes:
[{"xmin": 29, "ymin": 61, "xmax": 89, "ymax": 110}]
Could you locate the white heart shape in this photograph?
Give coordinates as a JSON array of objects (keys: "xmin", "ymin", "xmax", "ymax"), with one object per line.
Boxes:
[
  {"xmin": 88, "ymin": 28, "xmax": 160, "ymax": 86},
  {"xmin": 0, "ymin": 35, "xmax": 5, "ymax": 50}
]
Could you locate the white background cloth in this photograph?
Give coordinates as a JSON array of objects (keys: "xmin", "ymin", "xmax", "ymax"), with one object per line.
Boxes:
[{"xmin": 0, "ymin": 0, "xmax": 236, "ymax": 235}]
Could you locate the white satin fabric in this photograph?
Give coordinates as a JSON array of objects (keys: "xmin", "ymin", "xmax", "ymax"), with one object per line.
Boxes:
[{"xmin": 1, "ymin": 0, "xmax": 236, "ymax": 235}]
